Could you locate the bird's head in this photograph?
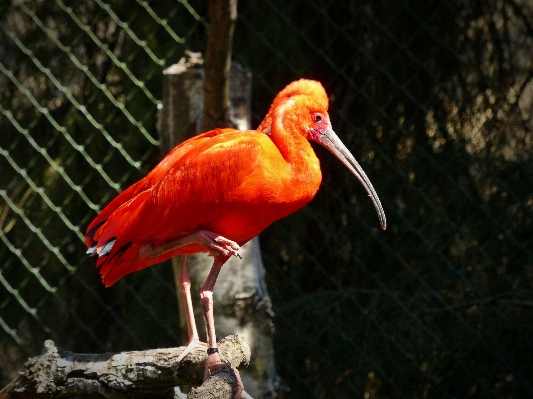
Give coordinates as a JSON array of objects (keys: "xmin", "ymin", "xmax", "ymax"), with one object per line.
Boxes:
[
  {"xmin": 274, "ymin": 79, "xmax": 329, "ymax": 110},
  {"xmin": 276, "ymin": 94, "xmax": 387, "ymax": 230},
  {"xmin": 258, "ymin": 79, "xmax": 329, "ymax": 132}
]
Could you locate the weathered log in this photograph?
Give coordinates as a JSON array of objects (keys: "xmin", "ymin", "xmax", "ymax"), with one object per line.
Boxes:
[{"xmin": 0, "ymin": 336, "xmax": 250, "ymax": 399}]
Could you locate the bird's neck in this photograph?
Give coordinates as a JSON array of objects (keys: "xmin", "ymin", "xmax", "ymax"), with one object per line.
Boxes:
[{"xmin": 270, "ymin": 122, "xmax": 322, "ymax": 184}]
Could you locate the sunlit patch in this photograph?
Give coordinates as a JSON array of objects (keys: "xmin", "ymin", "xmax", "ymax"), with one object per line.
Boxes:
[
  {"xmin": 86, "ymin": 244, "xmax": 97, "ymax": 256},
  {"xmin": 99, "ymin": 237, "xmax": 116, "ymax": 257}
]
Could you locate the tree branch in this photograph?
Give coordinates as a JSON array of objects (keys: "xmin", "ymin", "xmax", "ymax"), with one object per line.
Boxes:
[
  {"xmin": 202, "ymin": 0, "xmax": 238, "ymax": 131},
  {"xmin": 1, "ymin": 336, "xmax": 250, "ymax": 399}
]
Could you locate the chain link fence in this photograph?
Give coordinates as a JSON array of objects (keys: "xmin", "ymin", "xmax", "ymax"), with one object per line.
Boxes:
[{"xmin": 1, "ymin": 0, "xmax": 533, "ymax": 397}]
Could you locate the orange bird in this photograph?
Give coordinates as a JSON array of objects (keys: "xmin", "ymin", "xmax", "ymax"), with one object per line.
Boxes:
[
  {"xmin": 85, "ymin": 79, "xmax": 328, "ymax": 253},
  {"xmin": 86, "ymin": 80, "xmax": 386, "ymax": 396}
]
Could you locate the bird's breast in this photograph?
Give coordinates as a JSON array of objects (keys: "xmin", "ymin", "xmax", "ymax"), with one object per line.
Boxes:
[{"xmin": 207, "ymin": 156, "xmax": 322, "ymax": 244}]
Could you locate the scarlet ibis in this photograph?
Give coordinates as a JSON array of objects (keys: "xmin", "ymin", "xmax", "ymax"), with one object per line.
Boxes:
[
  {"xmin": 85, "ymin": 79, "xmax": 332, "ymax": 375},
  {"xmin": 86, "ymin": 80, "xmax": 386, "ymax": 397},
  {"xmin": 85, "ymin": 79, "xmax": 329, "ymax": 252}
]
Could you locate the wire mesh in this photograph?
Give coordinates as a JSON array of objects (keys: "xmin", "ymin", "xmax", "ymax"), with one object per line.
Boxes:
[{"xmin": 1, "ymin": 0, "xmax": 533, "ymax": 398}]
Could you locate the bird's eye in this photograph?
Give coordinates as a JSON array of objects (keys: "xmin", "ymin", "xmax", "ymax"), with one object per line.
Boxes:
[{"xmin": 313, "ymin": 114, "xmax": 323, "ymax": 123}]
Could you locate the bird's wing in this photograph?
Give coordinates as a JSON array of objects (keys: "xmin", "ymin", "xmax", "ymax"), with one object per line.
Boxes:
[
  {"xmin": 147, "ymin": 128, "xmax": 237, "ymax": 186},
  {"xmin": 151, "ymin": 134, "xmax": 263, "ymax": 210},
  {"xmin": 84, "ymin": 128, "xmax": 237, "ymax": 248},
  {"xmin": 92, "ymin": 132, "xmax": 266, "ymax": 279}
]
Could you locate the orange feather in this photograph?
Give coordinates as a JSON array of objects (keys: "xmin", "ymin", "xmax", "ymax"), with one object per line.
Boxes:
[
  {"xmin": 94, "ymin": 97, "xmax": 323, "ymax": 286},
  {"xmin": 86, "ymin": 80, "xmax": 386, "ymax": 287},
  {"xmin": 85, "ymin": 79, "xmax": 326, "ymax": 249},
  {"xmin": 257, "ymin": 78, "xmax": 328, "ymax": 132},
  {"xmin": 84, "ymin": 128, "xmax": 235, "ymax": 248}
]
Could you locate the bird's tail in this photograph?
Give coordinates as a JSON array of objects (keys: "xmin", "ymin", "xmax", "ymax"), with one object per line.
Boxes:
[
  {"xmin": 84, "ymin": 181, "xmax": 148, "ymax": 249},
  {"xmin": 88, "ymin": 190, "xmax": 155, "ymax": 287}
]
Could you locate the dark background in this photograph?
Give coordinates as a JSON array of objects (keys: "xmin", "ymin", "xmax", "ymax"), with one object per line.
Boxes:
[{"xmin": 1, "ymin": 0, "xmax": 532, "ymax": 397}]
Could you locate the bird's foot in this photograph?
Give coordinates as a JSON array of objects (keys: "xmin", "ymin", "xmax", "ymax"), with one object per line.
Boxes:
[
  {"xmin": 204, "ymin": 349, "xmax": 243, "ymax": 399},
  {"xmin": 138, "ymin": 231, "xmax": 241, "ymax": 259},
  {"xmin": 139, "ymin": 241, "xmax": 158, "ymax": 258},
  {"xmin": 196, "ymin": 230, "xmax": 241, "ymax": 259},
  {"xmin": 176, "ymin": 338, "xmax": 208, "ymax": 363}
]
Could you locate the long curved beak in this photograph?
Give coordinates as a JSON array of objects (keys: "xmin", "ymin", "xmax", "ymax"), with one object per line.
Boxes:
[{"xmin": 319, "ymin": 126, "xmax": 387, "ymax": 230}]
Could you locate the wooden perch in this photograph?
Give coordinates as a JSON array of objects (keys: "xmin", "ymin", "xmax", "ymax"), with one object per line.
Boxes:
[{"xmin": 1, "ymin": 335, "xmax": 250, "ymax": 399}]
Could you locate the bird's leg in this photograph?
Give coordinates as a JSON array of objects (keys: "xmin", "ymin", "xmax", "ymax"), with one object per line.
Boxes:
[
  {"xmin": 201, "ymin": 258, "xmax": 224, "ymax": 376},
  {"xmin": 175, "ymin": 255, "xmax": 207, "ymax": 363},
  {"xmin": 140, "ymin": 229, "xmax": 241, "ymax": 259},
  {"xmin": 200, "ymin": 257, "xmax": 244, "ymax": 398}
]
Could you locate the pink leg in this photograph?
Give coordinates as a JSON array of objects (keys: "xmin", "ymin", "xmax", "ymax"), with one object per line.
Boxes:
[
  {"xmin": 201, "ymin": 258, "xmax": 244, "ymax": 399},
  {"xmin": 175, "ymin": 255, "xmax": 207, "ymax": 363},
  {"xmin": 140, "ymin": 231, "xmax": 243, "ymax": 397},
  {"xmin": 140, "ymin": 229, "xmax": 241, "ymax": 259}
]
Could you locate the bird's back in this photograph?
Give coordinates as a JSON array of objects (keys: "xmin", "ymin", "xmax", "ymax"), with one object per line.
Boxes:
[
  {"xmin": 84, "ymin": 128, "xmax": 236, "ymax": 249},
  {"xmin": 93, "ymin": 129, "xmax": 321, "ymax": 286}
]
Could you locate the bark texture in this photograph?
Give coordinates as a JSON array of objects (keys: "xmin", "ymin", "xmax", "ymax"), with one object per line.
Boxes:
[
  {"xmin": 0, "ymin": 336, "xmax": 250, "ymax": 399},
  {"xmin": 202, "ymin": 0, "xmax": 238, "ymax": 131}
]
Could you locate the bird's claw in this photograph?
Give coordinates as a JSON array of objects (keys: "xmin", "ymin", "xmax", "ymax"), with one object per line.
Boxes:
[
  {"xmin": 139, "ymin": 241, "xmax": 155, "ymax": 258},
  {"xmin": 204, "ymin": 351, "xmax": 230, "ymax": 380},
  {"xmin": 203, "ymin": 352, "xmax": 244, "ymax": 399},
  {"xmin": 201, "ymin": 232, "xmax": 241, "ymax": 259},
  {"xmin": 176, "ymin": 339, "xmax": 208, "ymax": 363}
]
